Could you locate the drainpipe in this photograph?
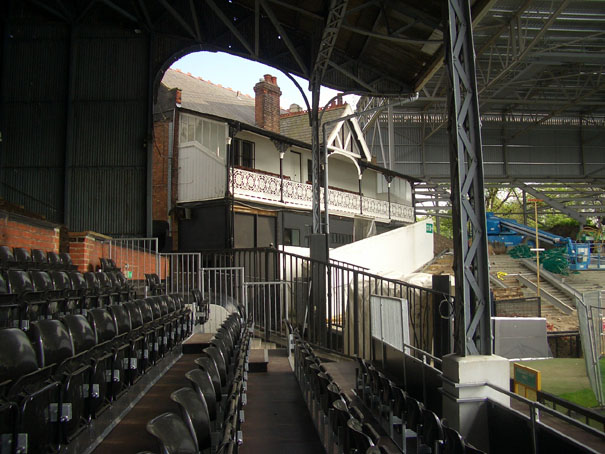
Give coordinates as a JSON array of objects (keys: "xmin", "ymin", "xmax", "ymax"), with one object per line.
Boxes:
[
  {"xmin": 166, "ymin": 108, "xmax": 175, "ymax": 237},
  {"xmin": 322, "ymin": 123, "xmax": 330, "ymax": 237},
  {"xmin": 279, "ymin": 151, "xmax": 285, "ymax": 203}
]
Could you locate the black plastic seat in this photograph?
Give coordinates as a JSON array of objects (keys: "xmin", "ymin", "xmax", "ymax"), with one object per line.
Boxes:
[
  {"xmin": 202, "ymin": 346, "xmax": 227, "ymax": 387},
  {"xmin": 31, "ymin": 249, "xmax": 50, "ymax": 270},
  {"xmin": 62, "ymin": 314, "xmax": 112, "ymax": 417},
  {"xmin": 7, "ymin": 269, "xmax": 47, "ymax": 324},
  {"xmin": 136, "ymin": 299, "xmax": 163, "ymax": 364},
  {"xmin": 87, "ymin": 308, "xmax": 127, "ymax": 399},
  {"xmin": 194, "ymin": 356, "xmax": 222, "ymax": 403},
  {"xmin": 145, "ymin": 273, "xmax": 165, "ymax": 295},
  {"xmin": 347, "ymin": 417, "xmax": 375, "ymax": 453},
  {"xmin": 31, "ymin": 269, "xmax": 65, "ymax": 318},
  {"xmin": 0, "ymin": 246, "xmax": 18, "ymax": 270},
  {"xmin": 59, "ymin": 252, "xmax": 78, "ymax": 271},
  {"xmin": 84, "ymin": 271, "xmax": 111, "ymax": 307},
  {"xmin": 0, "ymin": 271, "xmax": 21, "ymax": 328},
  {"xmin": 443, "ymin": 420, "xmax": 466, "ymax": 454},
  {"xmin": 50, "ymin": 270, "xmax": 80, "ymax": 315},
  {"xmin": 170, "ymin": 387, "xmax": 212, "ymax": 452},
  {"xmin": 28, "ymin": 319, "xmax": 92, "ymax": 440},
  {"xmin": 421, "ymin": 408, "xmax": 445, "ymax": 453},
  {"xmin": 47, "ymin": 251, "xmax": 63, "ymax": 270},
  {"xmin": 107, "ymin": 304, "xmax": 142, "ymax": 384},
  {"xmin": 13, "ymin": 247, "xmax": 34, "ymax": 270},
  {"xmin": 69, "ymin": 271, "xmax": 92, "ymax": 312},
  {"xmin": 0, "ymin": 328, "xmax": 61, "ymax": 453},
  {"xmin": 147, "ymin": 412, "xmax": 198, "ymax": 454},
  {"xmin": 124, "ymin": 301, "xmax": 151, "ymax": 372},
  {"xmin": 185, "ymin": 368, "xmax": 218, "ymax": 423}
]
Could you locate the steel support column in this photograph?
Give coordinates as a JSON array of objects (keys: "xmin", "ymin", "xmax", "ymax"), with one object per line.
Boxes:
[
  {"xmin": 311, "ymin": 82, "xmax": 322, "ymax": 234},
  {"xmin": 445, "ymin": 0, "xmax": 492, "ymax": 356}
]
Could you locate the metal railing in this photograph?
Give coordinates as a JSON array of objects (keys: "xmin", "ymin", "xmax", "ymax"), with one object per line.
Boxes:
[
  {"xmin": 107, "ymin": 237, "xmax": 159, "ymax": 295},
  {"xmin": 201, "ymin": 267, "xmax": 245, "ymax": 311},
  {"xmin": 199, "ymin": 248, "xmax": 449, "ymax": 360},
  {"xmin": 157, "ymin": 253, "xmax": 202, "ymax": 296},
  {"xmin": 244, "ymin": 281, "xmax": 289, "ymax": 342}
]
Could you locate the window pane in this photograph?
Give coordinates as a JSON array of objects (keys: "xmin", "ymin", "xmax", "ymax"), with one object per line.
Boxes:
[
  {"xmin": 195, "ymin": 118, "xmax": 202, "ymax": 143},
  {"xmin": 179, "ymin": 115, "xmax": 188, "ymax": 143},
  {"xmin": 203, "ymin": 118, "xmax": 210, "ymax": 148}
]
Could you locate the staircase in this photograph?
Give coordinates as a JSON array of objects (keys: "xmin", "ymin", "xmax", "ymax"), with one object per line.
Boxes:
[{"xmin": 489, "ymin": 254, "xmax": 578, "ymax": 331}]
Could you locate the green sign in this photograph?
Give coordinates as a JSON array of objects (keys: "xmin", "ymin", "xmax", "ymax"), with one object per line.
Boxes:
[
  {"xmin": 126, "ymin": 271, "xmax": 133, "ymax": 279},
  {"xmin": 426, "ymin": 223, "xmax": 433, "ymax": 234},
  {"xmin": 514, "ymin": 365, "xmax": 539, "ymax": 389}
]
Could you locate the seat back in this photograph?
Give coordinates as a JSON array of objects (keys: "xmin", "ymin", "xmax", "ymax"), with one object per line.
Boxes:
[
  {"xmin": 184, "ymin": 369, "xmax": 217, "ymax": 421},
  {"xmin": 107, "ymin": 304, "xmax": 132, "ymax": 335},
  {"xmin": 50, "ymin": 270, "xmax": 73, "ymax": 292},
  {"xmin": 202, "ymin": 346, "xmax": 227, "ymax": 386},
  {"xmin": 0, "ymin": 271, "xmax": 10, "ymax": 295},
  {"xmin": 31, "ymin": 270, "xmax": 55, "ymax": 292},
  {"xmin": 136, "ymin": 299, "xmax": 154, "ymax": 323},
  {"xmin": 47, "ymin": 251, "xmax": 62, "ymax": 269},
  {"xmin": 7, "ymin": 269, "xmax": 35, "ymax": 294},
  {"xmin": 84, "ymin": 272, "xmax": 100, "ymax": 291},
  {"xmin": 62, "ymin": 314, "xmax": 97, "ymax": 354},
  {"xmin": 146, "ymin": 412, "xmax": 198, "ymax": 454},
  {"xmin": 124, "ymin": 302, "xmax": 143, "ymax": 329},
  {"xmin": 0, "ymin": 246, "xmax": 16, "ymax": 268},
  {"xmin": 28, "ymin": 320, "xmax": 75, "ymax": 368},
  {"xmin": 0, "ymin": 328, "xmax": 40, "ymax": 382},
  {"xmin": 87, "ymin": 308, "xmax": 117, "ymax": 343},
  {"xmin": 170, "ymin": 387, "xmax": 211, "ymax": 451},
  {"xmin": 13, "ymin": 248, "xmax": 33, "ymax": 268},
  {"xmin": 146, "ymin": 297, "xmax": 162, "ymax": 320},
  {"xmin": 96, "ymin": 272, "xmax": 113, "ymax": 290},
  {"xmin": 69, "ymin": 271, "xmax": 88, "ymax": 291},
  {"xmin": 31, "ymin": 249, "xmax": 49, "ymax": 268},
  {"xmin": 59, "ymin": 253, "xmax": 75, "ymax": 269},
  {"xmin": 194, "ymin": 356, "xmax": 221, "ymax": 399}
]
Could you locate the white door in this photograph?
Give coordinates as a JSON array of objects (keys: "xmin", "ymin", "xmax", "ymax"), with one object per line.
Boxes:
[{"xmin": 287, "ymin": 151, "xmax": 302, "ymax": 182}]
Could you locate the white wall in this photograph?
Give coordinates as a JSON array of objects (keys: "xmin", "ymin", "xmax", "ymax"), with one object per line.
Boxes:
[
  {"xmin": 237, "ymin": 131, "xmax": 280, "ymax": 175},
  {"xmin": 330, "ymin": 219, "xmax": 434, "ymax": 277},
  {"xmin": 178, "ymin": 143, "xmax": 226, "ymax": 202}
]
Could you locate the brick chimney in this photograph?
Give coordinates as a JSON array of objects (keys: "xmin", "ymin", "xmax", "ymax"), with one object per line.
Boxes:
[{"xmin": 254, "ymin": 74, "xmax": 281, "ymax": 133}]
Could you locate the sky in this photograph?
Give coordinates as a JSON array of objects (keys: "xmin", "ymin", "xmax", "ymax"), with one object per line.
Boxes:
[{"xmin": 171, "ymin": 51, "xmax": 359, "ymax": 110}]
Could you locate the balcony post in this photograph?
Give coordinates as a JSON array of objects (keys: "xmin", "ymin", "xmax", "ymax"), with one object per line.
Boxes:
[
  {"xmin": 358, "ymin": 173, "xmax": 363, "ymax": 215},
  {"xmin": 279, "ymin": 151, "xmax": 285, "ymax": 203},
  {"xmin": 386, "ymin": 176, "xmax": 393, "ymax": 220}
]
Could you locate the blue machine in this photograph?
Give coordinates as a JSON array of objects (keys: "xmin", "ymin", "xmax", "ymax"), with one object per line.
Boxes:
[{"xmin": 486, "ymin": 212, "xmax": 591, "ymax": 270}]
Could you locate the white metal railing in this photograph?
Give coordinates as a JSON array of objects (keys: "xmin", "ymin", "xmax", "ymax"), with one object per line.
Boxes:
[
  {"xmin": 232, "ymin": 167, "xmax": 414, "ymax": 222},
  {"xmin": 157, "ymin": 253, "xmax": 202, "ymax": 296},
  {"xmin": 107, "ymin": 237, "xmax": 159, "ymax": 294},
  {"xmin": 201, "ymin": 267, "xmax": 246, "ymax": 311}
]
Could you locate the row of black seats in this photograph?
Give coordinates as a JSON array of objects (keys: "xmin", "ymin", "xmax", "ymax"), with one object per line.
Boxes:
[
  {"xmin": 142, "ymin": 311, "xmax": 251, "ymax": 454},
  {"xmin": 357, "ymin": 358, "xmax": 485, "ymax": 454},
  {"xmin": 0, "ymin": 268, "xmax": 135, "ymax": 329},
  {"xmin": 0, "ymin": 294, "xmax": 192, "ymax": 454},
  {"xmin": 0, "ymin": 246, "xmax": 79, "ymax": 272},
  {"xmin": 292, "ymin": 327, "xmax": 383, "ymax": 454}
]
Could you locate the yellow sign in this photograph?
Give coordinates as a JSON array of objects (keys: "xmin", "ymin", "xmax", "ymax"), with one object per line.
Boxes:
[{"xmin": 513, "ymin": 363, "xmax": 541, "ymax": 401}]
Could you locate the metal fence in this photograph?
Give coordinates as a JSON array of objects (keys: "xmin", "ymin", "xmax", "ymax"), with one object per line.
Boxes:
[
  {"xmin": 199, "ymin": 248, "xmax": 449, "ymax": 360},
  {"xmin": 157, "ymin": 253, "xmax": 202, "ymax": 296},
  {"xmin": 244, "ymin": 281, "xmax": 289, "ymax": 342},
  {"xmin": 201, "ymin": 267, "xmax": 245, "ymax": 311},
  {"xmin": 107, "ymin": 237, "xmax": 159, "ymax": 295}
]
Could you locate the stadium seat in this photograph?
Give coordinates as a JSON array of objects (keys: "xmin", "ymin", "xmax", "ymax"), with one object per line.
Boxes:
[
  {"xmin": 59, "ymin": 252, "xmax": 78, "ymax": 271},
  {"xmin": 185, "ymin": 368, "xmax": 218, "ymax": 424},
  {"xmin": 146, "ymin": 412, "xmax": 198, "ymax": 454},
  {"xmin": 170, "ymin": 387, "xmax": 212, "ymax": 452},
  {"xmin": 31, "ymin": 249, "xmax": 50, "ymax": 270},
  {"xmin": 0, "ymin": 246, "xmax": 18, "ymax": 270},
  {"xmin": 13, "ymin": 248, "xmax": 34, "ymax": 270}
]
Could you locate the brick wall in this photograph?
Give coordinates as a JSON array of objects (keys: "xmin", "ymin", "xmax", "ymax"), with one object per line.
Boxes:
[
  {"xmin": 0, "ymin": 211, "xmax": 60, "ymax": 252},
  {"xmin": 69, "ymin": 232, "xmax": 168, "ymax": 280}
]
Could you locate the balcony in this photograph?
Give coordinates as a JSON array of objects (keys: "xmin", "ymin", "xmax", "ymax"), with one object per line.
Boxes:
[{"xmin": 231, "ymin": 167, "xmax": 414, "ymax": 223}]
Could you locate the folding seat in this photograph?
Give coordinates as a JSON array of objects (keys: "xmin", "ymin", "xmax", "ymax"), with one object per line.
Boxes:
[
  {"xmin": 13, "ymin": 248, "xmax": 34, "ymax": 270},
  {"xmin": 96, "ymin": 271, "xmax": 120, "ymax": 304},
  {"xmin": 99, "ymin": 258, "xmax": 112, "ymax": 271},
  {"xmin": 147, "ymin": 297, "xmax": 170, "ymax": 357},
  {"xmin": 59, "ymin": 252, "xmax": 78, "ymax": 271},
  {"xmin": 185, "ymin": 369, "xmax": 218, "ymax": 426},
  {"xmin": 0, "ymin": 328, "xmax": 61, "ymax": 454},
  {"xmin": 421, "ymin": 408, "xmax": 445, "ymax": 454},
  {"xmin": 30, "ymin": 269, "xmax": 66, "ymax": 318},
  {"xmin": 87, "ymin": 308, "xmax": 128, "ymax": 399},
  {"xmin": 331, "ymin": 399, "xmax": 353, "ymax": 453},
  {"xmin": 123, "ymin": 301, "xmax": 152, "ymax": 373},
  {"xmin": 202, "ymin": 346, "xmax": 228, "ymax": 389},
  {"xmin": 145, "ymin": 273, "xmax": 165, "ymax": 295},
  {"xmin": 61, "ymin": 314, "xmax": 112, "ymax": 418},
  {"xmin": 191, "ymin": 288, "xmax": 209, "ymax": 324},
  {"xmin": 146, "ymin": 412, "xmax": 198, "ymax": 454},
  {"xmin": 28, "ymin": 319, "xmax": 92, "ymax": 441},
  {"xmin": 136, "ymin": 299, "xmax": 163, "ymax": 364},
  {"xmin": 170, "ymin": 387, "xmax": 212, "ymax": 453},
  {"xmin": 31, "ymin": 249, "xmax": 50, "ymax": 270},
  {"xmin": 110, "ymin": 270, "xmax": 134, "ymax": 301},
  {"xmin": 194, "ymin": 357, "xmax": 223, "ymax": 407},
  {"xmin": 0, "ymin": 271, "xmax": 22, "ymax": 328},
  {"xmin": 160, "ymin": 295, "xmax": 179, "ymax": 347},
  {"xmin": 68, "ymin": 270, "xmax": 93, "ymax": 312},
  {"xmin": 7, "ymin": 269, "xmax": 47, "ymax": 325},
  {"xmin": 84, "ymin": 271, "xmax": 111, "ymax": 307},
  {"xmin": 47, "ymin": 251, "xmax": 63, "ymax": 270},
  {"xmin": 50, "ymin": 270, "xmax": 81, "ymax": 315},
  {"xmin": 346, "ymin": 417, "xmax": 376, "ymax": 453},
  {"xmin": 107, "ymin": 304, "xmax": 143, "ymax": 384},
  {"xmin": 0, "ymin": 246, "xmax": 18, "ymax": 270},
  {"xmin": 405, "ymin": 395, "xmax": 424, "ymax": 449}
]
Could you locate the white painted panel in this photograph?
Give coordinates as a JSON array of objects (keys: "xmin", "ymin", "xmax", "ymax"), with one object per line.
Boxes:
[{"xmin": 177, "ymin": 143, "xmax": 226, "ymax": 202}]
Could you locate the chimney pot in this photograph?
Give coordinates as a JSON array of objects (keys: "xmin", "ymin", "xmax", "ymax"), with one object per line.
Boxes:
[{"xmin": 264, "ymin": 74, "xmax": 272, "ymax": 83}]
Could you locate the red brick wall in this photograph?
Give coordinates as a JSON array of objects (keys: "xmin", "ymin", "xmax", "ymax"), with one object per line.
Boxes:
[
  {"xmin": 69, "ymin": 232, "xmax": 168, "ymax": 280},
  {"xmin": 0, "ymin": 214, "xmax": 60, "ymax": 252}
]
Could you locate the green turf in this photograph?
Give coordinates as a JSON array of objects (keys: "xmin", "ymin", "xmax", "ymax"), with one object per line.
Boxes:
[{"xmin": 511, "ymin": 358, "xmax": 605, "ymax": 410}]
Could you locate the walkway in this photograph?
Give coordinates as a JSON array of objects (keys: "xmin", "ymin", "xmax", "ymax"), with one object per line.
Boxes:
[{"xmin": 239, "ymin": 349, "xmax": 323, "ymax": 454}]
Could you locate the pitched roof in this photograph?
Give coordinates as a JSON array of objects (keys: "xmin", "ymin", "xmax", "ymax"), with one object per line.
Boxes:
[
  {"xmin": 162, "ymin": 68, "xmax": 256, "ymax": 126},
  {"xmin": 280, "ymin": 103, "xmax": 350, "ymax": 144}
]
